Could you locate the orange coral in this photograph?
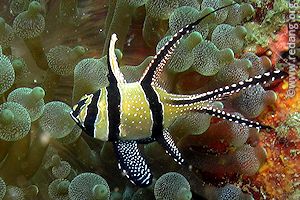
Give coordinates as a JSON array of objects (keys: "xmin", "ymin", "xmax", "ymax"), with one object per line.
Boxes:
[{"xmin": 251, "ymin": 79, "xmax": 300, "ymax": 199}]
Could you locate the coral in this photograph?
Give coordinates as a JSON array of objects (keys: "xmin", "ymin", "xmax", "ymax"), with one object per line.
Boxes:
[
  {"xmin": 13, "ymin": 1, "xmax": 48, "ymax": 70},
  {"xmin": 224, "ymin": 3, "xmax": 255, "ymax": 26},
  {"xmin": 7, "ymin": 87, "xmax": 45, "ymax": 122},
  {"xmin": 39, "ymin": 101, "xmax": 75, "ymax": 138},
  {"xmin": 3, "ymin": 186, "xmax": 25, "ymax": 200},
  {"xmin": 68, "ymin": 173, "xmax": 110, "ymax": 200},
  {"xmin": 13, "ymin": 1, "xmax": 45, "ymax": 40},
  {"xmin": 9, "ymin": 0, "xmax": 30, "ymax": 16},
  {"xmin": 192, "ymin": 40, "xmax": 234, "ymax": 76},
  {"xmin": 215, "ymin": 58, "xmax": 251, "ymax": 85},
  {"xmin": 120, "ymin": 56, "xmax": 153, "ymax": 82},
  {"xmin": 48, "ymin": 179, "xmax": 70, "ymax": 200},
  {"xmin": 154, "ymin": 172, "xmax": 192, "ymax": 200},
  {"xmin": 0, "ymin": 17, "xmax": 15, "ymax": 53},
  {"xmin": 10, "ymin": 57, "xmax": 29, "ymax": 84},
  {"xmin": 0, "ymin": 102, "xmax": 31, "ymax": 141},
  {"xmin": 143, "ymin": 0, "xmax": 178, "ymax": 46},
  {"xmin": 51, "ymin": 155, "xmax": 72, "ymax": 179},
  {"xmin": 217, "ymin": 184, "xmax": 253, "ymax": 200},
  {"xmin": 73, "ymin": 58, "xmax": 109, "ymax": 102},
  {"xmin": 201, "ymin": 0, "xmax": 232, "ymax": 24},
  {"xmin": 47, "ymin": 45, "xmax": 86, "ymax": 76},
  {"xmin": 232, "ymin": 85, "xmax": 277, "ymax": 118},
  {"xmin": 211, "ymin": 24, "xmax": 247, "ymax": 54},
  {"xmin": 56, "ymin": 125, "xmax": 82, "ymax": 145},
  {"xmin": 169, "ymin": 6, "xmax": 214, "ymax": 40},
  {"xmin": 0, "ymin": 177, "xmax": 6, "ymax": 200},
  {"xmin": 161, "ymin": 32, "xmax": 203, "ymax": 73},
  {"xmin": 276, "ymin": 112, "xmax": 300, "ymax": 137},
  {"xmin": 0, "ymin": 51, "xmax": 15, "ymax": 95},
  {"xmin": 244, "ymin": 0, "xmax": 288, "ymax": 48}
]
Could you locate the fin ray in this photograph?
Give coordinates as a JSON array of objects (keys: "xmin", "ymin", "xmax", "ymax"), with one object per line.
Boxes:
[
  {"xmin": 169, "ymin": 70, "xmax": 288, "ymax": 103},
  {"xmin": 198, "ymin": 107, "xmax": 272, "ymax": 130},
  {"xmin": 139, "ymin": 3, "xmax": 237, "ymax": 87},
  {"xmin": 156, "ymin": 129, "xmax": 186, "ymax": 165}
]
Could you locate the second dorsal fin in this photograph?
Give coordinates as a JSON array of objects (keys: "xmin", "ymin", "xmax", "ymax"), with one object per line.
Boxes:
[{"xmin": 139, "ymin": 3, "xmax": 237, "ymax": 87}]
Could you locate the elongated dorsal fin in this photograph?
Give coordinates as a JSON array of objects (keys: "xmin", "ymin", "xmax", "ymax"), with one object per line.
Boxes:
[
  {"xmin": 139, "ymin": 3, "xmax": 237, "ymax": 87},
  {"xmin": 108, "ymin": 33, "xmax": 126, "ymax": 84}
]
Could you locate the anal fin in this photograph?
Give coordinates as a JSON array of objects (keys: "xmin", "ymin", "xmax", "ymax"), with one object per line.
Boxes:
[
  {"xmin": 156, "ymin": 129, "xmax": 186, "ymax": 165},
  {"xmin": 112, "ymin": 140, "xmax": 153, "ymax": 187}
]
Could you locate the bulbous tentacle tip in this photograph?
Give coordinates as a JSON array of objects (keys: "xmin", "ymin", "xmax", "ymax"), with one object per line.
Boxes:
[
  {"xmin": 264, "ymin": 90, "xmax": 278, "ymax": 105},
  {"xmin": 72, "ymin": 46, "xmax": 87, "ymax": 56},
  {"xmin": 218, "ymin": 48, "xmax": 234, "ymax": 63},
  {"xmin": 92, "ymin": 184, "xmax": 109, "ymax": 199},
  {"xmin": 57, "ymin": 180, "xmax": 70, "ymax": 194},
  {"xmin": 241, "ymin": 3, "xmax": 255, "ymax": 19},
  {"xmin": 184, "ymin": 31, "xmax": 203, "ymax": 51},
  {"xmin": 12, "ymin": 59, "xmax": 24, "ymax": 71},
  {"xmin": 241, "ymin": 58, "xmax": 253, "ymax": 69},
  {"xmin": 199, "ymin": 7, "xmax": 216, "ymax": 23},
  {"xmin": 28, "ymin": 1, "xmax": 42, "ymax": 14},
  {"xmin": 0, "ymin": 109, "xmax": 14, "ymax": 125},
  {"xmin": 176, "ymin": 187, "xmax": 192, "ymax": 200},
  {"xmin": 31, "ymin": 87, "xmax": 45, "ymax": 101},
  {"xmin": 114, "ymin": 48, "xmax": 123, "ymax": 60},
  {"xmin": 223, "ymin": 0, "xmax": 235, "ymax": 6},
  {"xmin": 235, "ymin": 25, "xmax": 248, "ymax": 39}
]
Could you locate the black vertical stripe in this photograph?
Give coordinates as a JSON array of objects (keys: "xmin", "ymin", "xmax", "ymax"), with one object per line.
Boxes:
[
  {"xmin": 84, "ymin": 90, "xmax": 101, "ymax": 137},
  {"xmin": 138, "ymin": 5, "xmax": 237, "ymax": 138},
  {"xmin": 141, "ymin": 84, "xmax": 164, "ymax": 138},
  {"xmin": 107, "ymin": 53, "xmax": 121, "ymax": 141},
  {"xmin": 72, "ymin": 98, "xmax": 87, "ymax": 118}
]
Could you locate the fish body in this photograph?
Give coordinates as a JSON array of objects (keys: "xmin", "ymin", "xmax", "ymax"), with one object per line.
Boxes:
[
  {"xmin": 70, "ymin": 3, "xmax": 288, "ymax": 187},
  {"xmin": 71, "ymin": 82, "xmax": 208, "ymax": 141}
]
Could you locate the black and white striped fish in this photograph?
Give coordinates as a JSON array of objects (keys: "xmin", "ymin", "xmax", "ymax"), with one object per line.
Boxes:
[{"xmin": 70, "ymin": 3, "xmax": 288, "ymax": 187}]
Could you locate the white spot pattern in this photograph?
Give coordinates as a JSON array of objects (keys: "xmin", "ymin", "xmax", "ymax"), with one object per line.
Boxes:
[{"xmin": 114, "ymin": 140, "xmax": 152, "ymax": 187}]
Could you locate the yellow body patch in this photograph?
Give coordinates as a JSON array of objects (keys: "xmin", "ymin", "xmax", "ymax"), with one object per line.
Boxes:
[
  {"xmin": 94, "ymin": 88, "xmax": 109, "ymax": 141},
  {"xmin": 78, "ymin": 94, "xmax": 93, "ymax": 123},
  {"xmin": 119, "ymin": 82, "xmax": 153, "ymax": 140},
  {"xmin": 155, "ymin": 87, "xmax": 209, "ymax": 127}
]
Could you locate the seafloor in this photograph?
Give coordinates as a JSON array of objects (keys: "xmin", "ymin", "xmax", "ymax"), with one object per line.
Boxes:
[{"xmin": 0, "ymin": 0, "xmax": 299, "ymax": 200}]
